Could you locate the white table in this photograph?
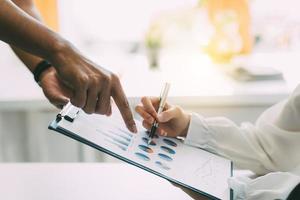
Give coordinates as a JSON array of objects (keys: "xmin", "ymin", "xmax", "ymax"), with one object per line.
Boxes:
[{"xmin": 0, "ymin": 163, "xmax": 197, "ymax": 200}]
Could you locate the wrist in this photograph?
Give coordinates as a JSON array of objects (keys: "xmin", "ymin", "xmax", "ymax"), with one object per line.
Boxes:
[
  {"xmin": 179, "ymin": 112, "xmax": 191, "ymax": 137},
  {"xmin": 48, "ymin": 38, "xmax": 73, "ymax": 68},
  {"xmin": 33, "ymin": 60, "xmax": 53, "ymax": 85}
]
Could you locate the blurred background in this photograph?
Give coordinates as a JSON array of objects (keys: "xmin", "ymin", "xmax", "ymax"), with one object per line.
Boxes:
[{"xmin": 1, "ymin": 0, "xmax": 300, "ymax": 162}]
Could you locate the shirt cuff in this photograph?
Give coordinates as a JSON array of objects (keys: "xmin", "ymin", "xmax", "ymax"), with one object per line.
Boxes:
[
  {"xmin": 228, "ymin": 172, "xmax": 300, "ymax": 200},
  {"xmin": 184, "ymin": 113, "xmax": 217, "ymax": 153}
]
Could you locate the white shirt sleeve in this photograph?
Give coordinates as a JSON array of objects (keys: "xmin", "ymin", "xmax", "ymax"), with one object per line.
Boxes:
[
  {"xmin": 184, "ymin": 85, "xmax": 300, "ymax": 199},
  {"xmin": 228, "ymin": 171, "xmax": 300, "ymax": 200},
  {"xmin": 184, "ymin": 85, "xmax": 300, "ymax": 175}
]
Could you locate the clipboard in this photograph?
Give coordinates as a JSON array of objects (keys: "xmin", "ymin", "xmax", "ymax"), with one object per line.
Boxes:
[{"xmin": 49, "ymin": 103, "xmax": 233, "ymax": 200}]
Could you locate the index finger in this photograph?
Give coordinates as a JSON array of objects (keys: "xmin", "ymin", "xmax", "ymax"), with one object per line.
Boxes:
[
  {"xmin": 141, "ymin": 96, "xmax": 158, "ymax": 117},
  {"xmin": 141, "ymin": 97, "xmax": 170, "ymax": 118},
  {"xmin": 71, "ymin": 84, "xmax": 88, "ymax": 108},
  {"xmin": 111, "ymin": 80, "xmax": 137, "ymax": 133},
  {"xmin": 149, "ymin": 97, "xmax": 170, "ymax": 111}
]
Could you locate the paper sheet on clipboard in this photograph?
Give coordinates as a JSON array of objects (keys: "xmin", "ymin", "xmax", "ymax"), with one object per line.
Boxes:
[{"xmin": 49, "ymin": 103, "xmax": 232, "ymax": 200}]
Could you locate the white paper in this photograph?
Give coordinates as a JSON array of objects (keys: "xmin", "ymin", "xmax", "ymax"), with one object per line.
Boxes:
[{"xmin": 55, "ymin": 108, "xmax": 231, "ymax": 200}]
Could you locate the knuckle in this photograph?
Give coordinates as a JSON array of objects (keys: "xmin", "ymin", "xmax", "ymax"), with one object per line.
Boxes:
[
  {"xmin": 101, "ymin": 74, "xmax": 111, "ymax": 84},
  {"xmin": 101, "ymin": 76, "xmax": 112, "ymax": 91},
  {"xmin": 142, "ymin": 120, "xmax": 147, "ymax": 127},
  {"xmin": 89, "ymin": 75, "xmax": 103, "ymax": 89},
  {"xmin": 111, "ymin": 73, "xmax": 120, "ymax": 85},
  {"xmin": 174, "ymin": 105, "xmax": 181, "ymax": 112},
  {"xmin": 90, "ymin": 75, "xmax": 99, "ymax": 85},
  {"xmin": 79, "ymin": 74, "xmax": 89, "ymax": 84},
  {"xmin": 76, "ymin": 75, "xmax": 89, "ymax": 88},
  {"xmin": 111, "ymin": 73, "xmax": 119, "ymax": 80},
  {"xmin": 141, "ymin": 96, "xmax": 148, "ymax": 104},
  {"xmin": 120, "ymin": 99, "xmax": 130, "ymax": 109},
  {"xmin": 146, "ymin": 115, "xmax": 153, "ymax": 122},
  {"xmin": 174, "ymin": 106, "xmax": 183, "ymax": 116}
]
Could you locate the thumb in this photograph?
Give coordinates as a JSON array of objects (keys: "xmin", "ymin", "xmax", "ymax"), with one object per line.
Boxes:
[
  {"xmin": 157, "ymin": 106, "xmax": 179, "ymax": 122},
  {"xmin": 51, "ymin": 95, "xmax": 70, "ymax": 109},
  {"xmin": 57, "ymin": 95, "xmax": 70, "ymax": 105}
]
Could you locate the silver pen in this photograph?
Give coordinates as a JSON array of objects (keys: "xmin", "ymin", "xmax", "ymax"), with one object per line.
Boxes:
[{"xmin": 148, "ymin": 82, "xmax": 171, "ymax": 144}]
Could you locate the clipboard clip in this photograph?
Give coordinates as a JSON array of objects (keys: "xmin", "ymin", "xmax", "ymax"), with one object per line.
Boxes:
[{"xmin": 56, "ymin": 102, "xmax": 80, "ymax": 123}]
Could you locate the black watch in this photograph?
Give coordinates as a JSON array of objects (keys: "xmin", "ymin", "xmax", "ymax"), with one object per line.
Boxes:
[{"xmin": 33, "ymin": 60, "xmax": 52, "ymax": 85}]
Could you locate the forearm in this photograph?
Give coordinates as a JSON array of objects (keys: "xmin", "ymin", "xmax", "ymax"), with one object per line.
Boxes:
[
  {"xmin": 0, "ymin": 0, "xmax": 67, "ymax": 66},
  {"xmin": 10, "ymin": 0, "xmax": 44, "ymax": 72},
  {"xmin": 275, "ymin": 84, "xmax": 300, "ymax": 131},
  {"xmin": 11, "ymin": 46, "xmax": 43, "ymax": 72},
  {"xmin": 184, "ymin": 105, "xmax": 300, "ymax": 175},
  {"xmin": 184, "ymin": 114, "xmax": 272, "ymax": 174},
  {"xmin": 0, "ymin": 1, "xmax": 136, "ymax": 130}
]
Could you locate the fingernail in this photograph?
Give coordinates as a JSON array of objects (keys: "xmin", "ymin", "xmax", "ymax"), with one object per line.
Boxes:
[
  {"xmin": 106, "ymin": 109, "xmax": 112, "ymax": 116},
  {"xmin": 132, "ymin": 124, "xmax": 137, "ymax": 133},
  {"xmin": 61, "ymin": 98, "xmax": 69, "ymax": 104}
]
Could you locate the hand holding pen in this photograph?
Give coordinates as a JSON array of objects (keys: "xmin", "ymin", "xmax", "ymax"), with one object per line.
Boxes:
[
  {"xmin": 135, "ymin": 83, "xmax": 191, "ymax": 141},
  {"xmin": 147, "ymin": 83, "xmax": 171, "ymax": 144}
]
